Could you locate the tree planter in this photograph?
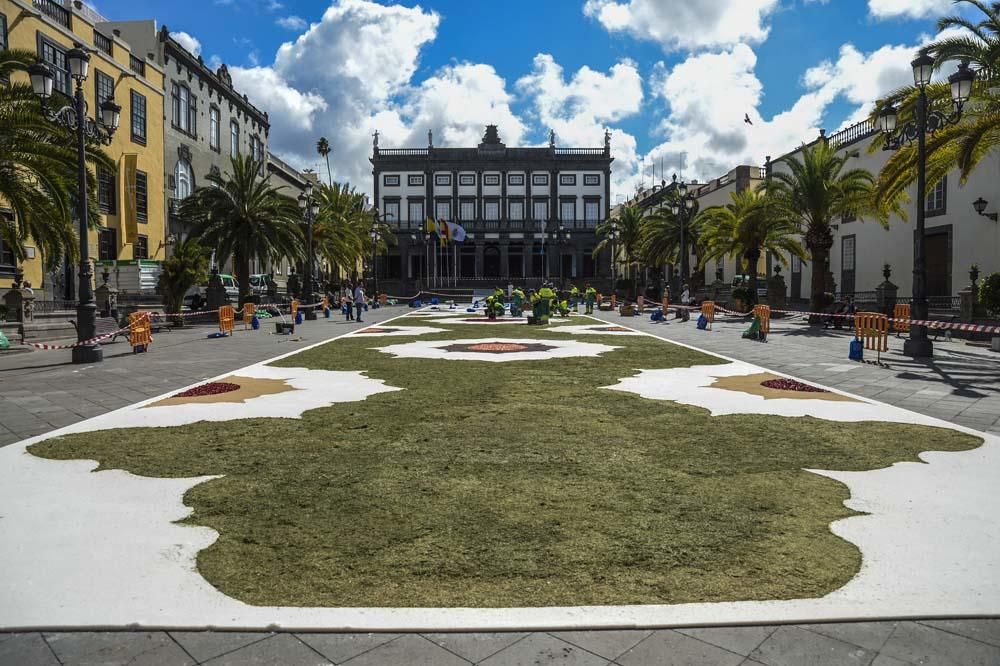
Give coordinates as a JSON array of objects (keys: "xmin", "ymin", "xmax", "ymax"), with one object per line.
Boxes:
[{"xmin": 275, "ymin": 322, "xmax": 295, "ymax": 335}]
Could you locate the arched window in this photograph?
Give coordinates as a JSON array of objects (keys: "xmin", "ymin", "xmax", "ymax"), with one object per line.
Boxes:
[{"xmin": 175, "ymin": 160, "xmax": 193, "ymax": 199}]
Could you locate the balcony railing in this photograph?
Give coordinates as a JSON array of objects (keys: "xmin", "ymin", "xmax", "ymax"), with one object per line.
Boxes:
[
  {"xmin": 554, "ymin": 148, "xmax": 605, "ymax": 156},
  {"xmin": 94, "ymin": 31, "xmax": 113, "ymax": 57},
  {"xmin": 378, "ymin": 148, "xmax": 429, "ymax": 157},
  {"xmin": 829, "ymin": 119, "xmax": 877, "ymax": 148},
  {"xmin": 34, "ymin": 0, "xmax": 70, "ymax": 28},
  {"xmin": 387, "ymin": 219, "xmax": 602, "ymax": 233},
  {"xmin": 129, "ymin": 54, "xmax": 146, "ymax": 77}
]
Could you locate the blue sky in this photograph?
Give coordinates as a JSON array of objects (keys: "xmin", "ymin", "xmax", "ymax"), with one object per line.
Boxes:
[{"xmin": 91, "ymin": 0, "xmax": 959, "ymax": 195}]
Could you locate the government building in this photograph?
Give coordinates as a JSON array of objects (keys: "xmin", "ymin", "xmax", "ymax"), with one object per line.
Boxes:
[{"xmin": 370, "ymin": 125, "xmax": 614, "ymax": 294}]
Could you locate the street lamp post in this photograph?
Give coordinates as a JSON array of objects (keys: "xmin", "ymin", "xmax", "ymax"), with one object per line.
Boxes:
[
  {"xmin": 609, "ymin": 221, "xmax": 619, "ymax": 292},
  {"xmin": 369, "ymin": 225, "xmax": 380, "ymax": 297},
  {"xmin": 28, "ymin": 52, "xmax": 121, "ymax": 364},
  {"xmin": 877, "ymin": 57, "xmax": 974, "ymax": 358},
  {"xmin": 297, "ymin": 182, "xmax": 321, "ymax": 319},
  {"xmin": 670, "ymin": 175, "xmax": 697, "ymax": 297}
]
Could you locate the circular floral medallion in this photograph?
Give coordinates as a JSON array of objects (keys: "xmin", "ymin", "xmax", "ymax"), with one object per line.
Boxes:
[
  {"xmin": 760, "ymin": 378, "xmax": 828, "ymax": 393},
  {"xmin": 175, "ymin": 382, "xmax": 240, "ymax": 398},
  {"xmin": 443, "ymin": 342, "xmax": 556, "ymax": 354},
  {"xmin": 374, "ymin": 337, "xmax": 619, "ymax": 363}
]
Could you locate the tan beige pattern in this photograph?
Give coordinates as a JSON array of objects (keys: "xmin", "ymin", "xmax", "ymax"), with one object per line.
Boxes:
[
  {"xmin": 147, "ymin": 376, "xmax": 297, "ymax": 407},
  {"xmin": 711, "ymin": 373, "xmax": 858, "ymax": 402}
]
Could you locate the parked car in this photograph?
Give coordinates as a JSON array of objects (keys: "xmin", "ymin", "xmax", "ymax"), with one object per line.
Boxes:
[
  {"xmin": 184, "ymin": 273, "xmax": 240, "ymax": 305},
  {"xmin": 732, "ymin": 274, "xmax": 768, "ymax": 299}
]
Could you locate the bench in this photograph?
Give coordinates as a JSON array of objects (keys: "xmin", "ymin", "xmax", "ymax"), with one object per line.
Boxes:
[{"xmin": 69, "ymin": 316, "xmax": 125, "ymax": 343}]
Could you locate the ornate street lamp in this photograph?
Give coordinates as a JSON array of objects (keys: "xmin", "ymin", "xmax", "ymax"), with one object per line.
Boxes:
[
  {"xmin": 609, "ymin": 221, "xmax": 619, "ymax": 290},
  {"xmin": 28, "ymin": 51, "xmax": 121, "ymax": 364},
  {"xmin": 298, "ymin": 181, "xmax": 321, "ymax": 319},
  {"xmin": 973, "ymin": 197, "xmax": 998, "ymax": 222},
  {"xmin": 878, "ymin": 57, "xmax": 975, "ymax": 358},
  {"xmin": 669, "ymin": 174, "xmax": 698, "ymax": 296},
  {"xmin": 369, "ymin": 222, "xmax": 381, "ymax": 297}
]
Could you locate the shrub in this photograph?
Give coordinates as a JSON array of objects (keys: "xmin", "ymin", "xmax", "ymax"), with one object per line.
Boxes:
[
  {"xmin": 158, "ymin": 240, "xmax": 209, "ymax": 318},
  {"xmin": 732, "ymin": 286, "xmax": 756, "ymax": 306},
  {"xmin": 980, "ymin": 273, "xmax": 1000, "ymax": 316}
]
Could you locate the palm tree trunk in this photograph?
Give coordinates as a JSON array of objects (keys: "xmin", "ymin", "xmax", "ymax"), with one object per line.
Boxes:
[
  {"xmin": 746, "ymin": 248, "xmax": 761, "ymax": 303},
  {"xmin": 325, "ymin": 156, "xmax": 332, "ymax": 186},
  {"xmin": 235, "ymin": 246, "xmax": 252, "ymax": 308},
  {"xmin": 806, "ymin": 224, "xmax": 834, "ymax": 321}
]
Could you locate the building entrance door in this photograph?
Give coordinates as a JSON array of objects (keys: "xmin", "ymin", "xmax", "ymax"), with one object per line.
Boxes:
[
  {"xmin": 925, "ymin": 229, "xmax": 951, "ymax": 298},
  {"xmin": 483, "ymin": 246, "xmax": 501, "ymax": 278}
]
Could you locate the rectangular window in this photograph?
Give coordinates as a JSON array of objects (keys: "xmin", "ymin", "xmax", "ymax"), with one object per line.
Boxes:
[
  {"xmin": 560, "ymin": 200, "xmax": 576, "ymax": 221},
  {"xmin": 584, "ymin": 174, "xmax": 601, "ymax": 186},
  {"xmin": 250, "ymin": 136, "xmax": 263, "ymax": 161},
  {"xmin": 209, "ymin": 107, "xmax": 220, "ymax": 150},
  {"xmin": 435, "ymin": 201, "xmax": 451, "ymax": 220},
  {"xmin": 383, "ymin": 174, "xmax": 400, "ymax": 186},
  {"xmin": 509, "ymin": 200, "xmax": 524, "ymax": 220},
  {"xmin": 95, "ymin": 70, "xmax": 114, "ymax": 108},
  {"xmin": 842, "ymin": 235, "xmax": 855, "ymax": 271},
  {"xmin": 130, "ymin": 91, "xmax": 146, "ymax": 144},
  {"xmin": 39, "ymin": 37, "xmax": 70, "ymax": 96},
  {"xmin": 532, "ymin": 173, "xmax": 548, "ymax": 186},
  {"xmin": 408, "ymin": 174, "xmax": 424, "ymax": 186},
  {"xmin": 135, "ymin": 235, "xmax": 148, "ymax": 260},
  {"xmin": 98, "ymin": 227, "xmax": 117, "ymax": 261},
  {"xmin": 926, "ymin": 177, "xmax": 946, "ymax": 215},
  {"xmin": 189, "ymin": 94, "xmax": 197, "ymax": 137},
  {"xmin": 560, "ymin": 174, "xmax": 577, "ymax": 186},
  {"xmin": 435, "ymin": 174, "xmax": 451, "ymax": 186},
  {"xmin": 96, "ymin": 164, "xmax": 116, "ymax": 215},
  {"xmin": 584, "ymin": 200, "xmax": 600, "ymax": 221},
  {"xmin": 459, "ymin": 174, "xmax": 475, "ymax": 186},
  {"xmin": 484, "ymin": 201, "xmax": 499, "ymax": 221},
  {"xmin": 177, "ymin": 85, "xmax": 190, "ymax": 131},
  {"xmin": 792, "ymin": 255, "xmax": 802, "ymax": 273},
  {"xmin": 135, "ymin": 170, "xmax": 148, "ymax": 222},
  {"xmin": 383, "ymin": 201, "xmax": 399, "ymax": 223},
  {"xmin": 460, "ymin": 200, "xmax": 476, "ymax": 221},
  {"xmin": 533, "ymin": 200, "xmax": 548, "ymax": 221},
  {"xmin": 230, "ymin": 121, "xmax": 239, "ymax": 156},
  {"xmin": 483, "ymin": 174, "xmax": 500, "ymax": 186},
  {"xmin": 407, "ymin": 200, "xmax": 424, "ymax": 224},
  {"xmin": 508, "ymin": 173, "xmax": 524, "ymax": 186}
]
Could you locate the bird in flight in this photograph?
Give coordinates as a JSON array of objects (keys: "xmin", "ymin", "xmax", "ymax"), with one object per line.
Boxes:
[{"xmin": 744, "ymin": 113, "xmax": 753, "ymax": 126}]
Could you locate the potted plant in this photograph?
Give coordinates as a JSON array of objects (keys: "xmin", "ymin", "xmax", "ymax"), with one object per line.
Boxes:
[
  {"xmin": 157, "ymin": 240, "xmax": 210, "ymax": 327},
  {"xmin": 732, "ymin": 286, "xmax": 755, "ymax": 312},
  {"xmin": 978, "ymin": 272, "xmax": 1000, "ymax": 352}
]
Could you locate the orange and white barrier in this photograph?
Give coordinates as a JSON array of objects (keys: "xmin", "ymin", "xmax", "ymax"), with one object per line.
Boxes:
[
  {"xmin": 753, "ymin": 304, "xmax": 771, "ymax": 335},
  {"xmin": 219, "ymin": 305, "xmax": 235, "ymax": 335},
  {"xmin": 855, "ymin": 311, "xmax": 889, "ymax": 362},
  {"xmin": 243, "ymin": 303, "xmax": 257, "ymax": 328},
  {"xmin": 128, "ymin": 311, "xmax": 152, "ymax": 352},
  {"xmin": 893, "ymin": 303, "xmax": 911, "ymax": 334}
]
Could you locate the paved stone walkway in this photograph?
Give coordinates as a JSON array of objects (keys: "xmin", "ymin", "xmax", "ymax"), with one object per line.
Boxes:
[
  {"xmin": 590, "ymin": 309, "xmax": 1000, "ymax": 436},
  {"xmin": 2, "ymin": 307, "xmax": 998, "ymax": 665},
  {"xmin": 0, "ymin": 308, "xmax": 401, "ymax": 447},
  {"xmin": 3, "ymin": 620, "xmax": 1000, "ymax": 665}
]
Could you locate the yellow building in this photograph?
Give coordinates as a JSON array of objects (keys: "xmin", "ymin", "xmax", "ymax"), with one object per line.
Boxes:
[{"xmin": 0, "ymin": 0, "xmax": 165, "ymax": 300}]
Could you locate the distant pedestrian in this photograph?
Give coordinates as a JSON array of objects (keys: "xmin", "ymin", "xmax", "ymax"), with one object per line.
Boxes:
[
  {"xmin": 343, "ymin": 291, "xmax": 354, "ymax": 321},
  {"xmin": 354, "ymin": 283, "xmax": 366, "ymax": 323}
]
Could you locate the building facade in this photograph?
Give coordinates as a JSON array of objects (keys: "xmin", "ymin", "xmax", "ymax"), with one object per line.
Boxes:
[
  {"xmin": 770, "ymin": 122, "xmax": 1000, "ymax": 306},
  {"xmin": 1, "ymin": 0, "xmax": 166, "ymax": 299},
  {"xmin": 101, "ymin": 21, "xmax": 270, "ymax": 248},
  {"xmin": 370, "ymin": 125, "xmax": 614, "ymax": 293}
]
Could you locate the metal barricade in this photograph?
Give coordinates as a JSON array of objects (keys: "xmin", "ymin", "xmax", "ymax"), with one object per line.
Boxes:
[
  {"xmin": 893, "ymin": 303, "xmax": 911, "ymax": 335},
  {"xmin": 855, "ymin": 311, "xmax": 889, "ymax": 363},
  {"xmin": 219, "ymin": 305, "xmax": 235, "ymax": 335},
  {"xmin": 128, "ymin": 311, "xmax": 152, "ymax": 353},
  {"xmin": 243, "ymin": 303, "xmax": 256, "ymax": 329},
  {"xmin": 701, "ymin": 301, "xmax": 715, "ymax": 329},
  {"xmin": 753, "ymin": 304, "xmax": 771, "ymax": 336}
]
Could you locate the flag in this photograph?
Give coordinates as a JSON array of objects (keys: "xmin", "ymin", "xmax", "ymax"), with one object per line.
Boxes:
[
  {"xmin": 438, "ymin": 218, "xmax": 450, "ymax": 246},
  {"xmin": 425, "ymin": 217, "xmax": 437, "ymax": 234},
  {"xmin": 450, "ymin": 223, "xmax": 467, "ymax": 243}
]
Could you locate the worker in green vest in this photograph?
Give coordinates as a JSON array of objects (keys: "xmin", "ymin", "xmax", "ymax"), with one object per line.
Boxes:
[
  {"xmin": 570, "ymin": 284, "xmax": 580, "ymax": 312},
  {"xmin": 511, "ymin": 287, "xmax": 526, "ymax": 317},
  {"xmin": 536, "ymin": 283, "xmax": 556, "ymax": 324},
  {"xmin": 584, "ymin": 284, "xmax": 597, "ymax": 314}
]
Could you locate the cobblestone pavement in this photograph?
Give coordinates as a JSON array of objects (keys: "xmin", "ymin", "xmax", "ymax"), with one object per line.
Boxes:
[{"xmin": 2, "ymin": 307, "xmax": 998, "ymax": 664}]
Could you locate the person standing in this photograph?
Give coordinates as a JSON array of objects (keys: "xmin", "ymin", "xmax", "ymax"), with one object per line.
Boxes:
[
  {"xmin": 354, "ymin": 283, "xmax": 366, "ymax": 323},
  {"xmin": 584, "ymin": 284, "xmax": 597, "ymax": 315}
]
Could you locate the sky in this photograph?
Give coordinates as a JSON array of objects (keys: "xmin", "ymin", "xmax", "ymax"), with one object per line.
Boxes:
[{"xmin": 89, "ymin": 0, "xmax": 966, "ymax": 200}]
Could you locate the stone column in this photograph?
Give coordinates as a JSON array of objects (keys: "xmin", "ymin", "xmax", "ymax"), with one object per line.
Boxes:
[
  {"xmin": 500, "ymin": 243, "xmax": 509, "ymax": 279},
  {"xmin": 2, "ymin": 271, "xmax": 34, "ymax": 323},
  {"xmin": 475, "ymin": 242, "xmax": 485, "ymax": 279},
  {"xmin": 767, "ymin": 265, "xmax": 787, "ymax": 310}
]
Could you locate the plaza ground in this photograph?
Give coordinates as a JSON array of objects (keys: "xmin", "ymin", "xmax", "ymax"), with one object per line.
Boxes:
[{"xmin": 1, "ymin": 306, "xmax": 998, "ymax": 665}]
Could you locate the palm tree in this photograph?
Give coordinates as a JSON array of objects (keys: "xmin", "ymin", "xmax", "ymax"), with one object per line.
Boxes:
[
  {"xmin": 157, "ymin": 239, "xmax": 209, "ymax": 322},
  {"xmin": 594, "ymin": 204, "xmax": 644, "ymax": 298},
  {"xmin": 872, "ymin": 0, "xmax": 1000, "ymax": 202},
  {"xmin": 316, "ymin": 137, "xmax": 332, "ymax": 186},
  {"xmin": 0, "ymin": 49, "xmax": 113, "ymax": 269},
  {"xmin": 697, "ymin": 188, "xmax": 806, "ymax": 300},
  {"xmin": 310, "ymin": 181, "xmax": 369, "ymax": 280},
  {"xmin": 639, "ymin": 198, "xmax": 703, "ymax": 291},
  {"xmin": 179, "ymin": 155, "xmax": 302, "ymax": 305},
  {"xmin": 767, "ymin": 141, "xmax": 890, "ymax": 317}
]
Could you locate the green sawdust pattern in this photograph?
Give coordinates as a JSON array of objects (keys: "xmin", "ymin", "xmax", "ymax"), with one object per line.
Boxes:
[{"xmin": 30, "ymin": 316, "xmax": 982, "ymax": 608}]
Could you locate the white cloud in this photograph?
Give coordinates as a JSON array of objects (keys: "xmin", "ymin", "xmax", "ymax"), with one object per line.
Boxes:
[
  {"xmin": 276, "ymin": 15, "xmax": 307, "ymax": 30},
  {"xmin": 172, "ymin": 31, "xmax": 202, "ymax": 57},
  {"xmin": 517, "ymin": 54, "xmax": 643, "ymax": 199},
  {"xmin": 868, "ymin": 0, "xmax": 953, "ymax": 20},
  {"xmin": 583, "ymin": 0, "xmax": 781, "ymax": 51}
]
